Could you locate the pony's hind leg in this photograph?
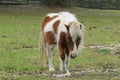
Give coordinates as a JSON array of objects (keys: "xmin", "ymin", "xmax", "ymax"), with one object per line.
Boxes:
[{"xmin": 46, "ymin": 44, "xmax": 55, "ymax": 71}]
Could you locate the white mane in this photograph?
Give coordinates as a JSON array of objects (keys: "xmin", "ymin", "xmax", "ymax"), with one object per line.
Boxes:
[{"xmin": 69, "ymin": 22, "xmax": 84, "ymax": 50}]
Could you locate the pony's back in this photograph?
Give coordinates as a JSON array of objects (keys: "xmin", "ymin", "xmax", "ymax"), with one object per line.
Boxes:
[{"xmin": 59, "ymin": 12, "xmax": 78, "ymax": 25}]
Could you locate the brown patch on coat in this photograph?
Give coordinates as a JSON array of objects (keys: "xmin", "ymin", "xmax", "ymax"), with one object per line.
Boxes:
[
  {"xmin": 42, "ymin": 15, "xmax": 58, "ymax": 31},
  {"xmin": 66, "ymin": 31, "xmax": 74, "ymax": 52},
  {"xmin": 58, "ymin": 32, "xmax": 68, "ymax": 60},
  {"xmin": 44, "ymin": 31, "xmax": 56, "ymax": 45},
  {"xmin": 53, "ymin": 20, "xmax": 60, "ymax": 34}
]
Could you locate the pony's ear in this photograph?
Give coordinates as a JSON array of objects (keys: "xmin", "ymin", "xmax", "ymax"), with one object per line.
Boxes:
[
  {"xmin": 65, "ymin": 24, "xmax": 70, "ymax": 31},
  {"xmin": 80, "ymin": 24, "xmax": 82, "ymax": 29}
]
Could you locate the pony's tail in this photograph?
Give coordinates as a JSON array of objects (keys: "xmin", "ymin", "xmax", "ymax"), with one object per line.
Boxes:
[{"xmin": 40, "ymin": 31, "xmax": 47, "ymax": 68}]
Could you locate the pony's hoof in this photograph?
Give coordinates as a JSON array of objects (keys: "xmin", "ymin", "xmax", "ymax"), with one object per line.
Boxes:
[
  {"xmin": 59, "ymin": 68, "xmax": 64, "ymax": 73},
  {"xmin": 49, "ymin": 68, "xmax": 55, "ymax": 72},
  {"xmin": 64, "ymin": 72, "xmax": 71, "ymax": 77}
]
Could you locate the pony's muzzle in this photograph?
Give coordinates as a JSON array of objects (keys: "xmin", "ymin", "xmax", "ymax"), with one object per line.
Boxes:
[{"xmin": 70, "ymin": 53, "xmax": 77, "ymax": 58}]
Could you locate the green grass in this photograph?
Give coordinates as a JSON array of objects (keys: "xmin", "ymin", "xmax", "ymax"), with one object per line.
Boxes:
[
  {"xmin": 75, "ymin": 8, "xmax": 120, "ymax": 45},
  {"xmin": 0, "ymin": 5, "xmax": 120, "ymax": 80}
]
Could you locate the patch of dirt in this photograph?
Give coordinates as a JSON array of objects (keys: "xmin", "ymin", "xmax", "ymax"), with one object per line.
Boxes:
[
  {"xmin": 89, "ymin": 44, "xmax": 120, "ymax": 54},
  {"xmin": 0, "ymin": 69, "xmax": 119, "ymax": 79}
]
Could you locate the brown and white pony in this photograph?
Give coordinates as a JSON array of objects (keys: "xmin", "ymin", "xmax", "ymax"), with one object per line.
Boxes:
[{"xmin": 40, "ymin": 12, "xmax": 84, "ymax": 76}]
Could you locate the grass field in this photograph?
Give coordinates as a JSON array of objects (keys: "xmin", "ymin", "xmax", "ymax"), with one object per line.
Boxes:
[{"xmin": 0, "ymin": 5, "xmax": 120, "ymax": 80}]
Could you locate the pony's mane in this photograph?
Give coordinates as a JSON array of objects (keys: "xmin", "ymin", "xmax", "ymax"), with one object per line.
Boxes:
[
  {"xmin": 59, "ymin": 12, "xmax": 78, "ymax": 25},
  {"xmin": 69, "ymin": 21, "xmax": 84, "ymax": 50}
]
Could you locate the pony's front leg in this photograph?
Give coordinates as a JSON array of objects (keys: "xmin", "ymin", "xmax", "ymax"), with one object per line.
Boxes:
[
  {"xmin": 64, "ymin": 55, "xmax": 71, "ymax": 76},
  {"xmin": 59, "ymin": 57, "xmax": 64, "ymax": 71},
  {"xmin": 59, "ymin": 54, "xmax": 71, "ymax": 76}
]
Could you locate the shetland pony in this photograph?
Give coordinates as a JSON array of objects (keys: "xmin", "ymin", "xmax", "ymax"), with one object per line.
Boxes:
[{"xmin": 40, "ymin": 12, "xmax": 84, "ymax": 76}]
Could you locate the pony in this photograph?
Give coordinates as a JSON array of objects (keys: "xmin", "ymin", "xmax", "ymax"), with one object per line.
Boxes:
[{"xmin": 40, "ymin": 12, "xmax": 84, "ymax": 76}]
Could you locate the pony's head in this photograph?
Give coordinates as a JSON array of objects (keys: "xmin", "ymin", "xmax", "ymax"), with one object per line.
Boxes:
[{"xmin": 65, "ymin": 21, "xmax": 83, "ymax": 58}]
